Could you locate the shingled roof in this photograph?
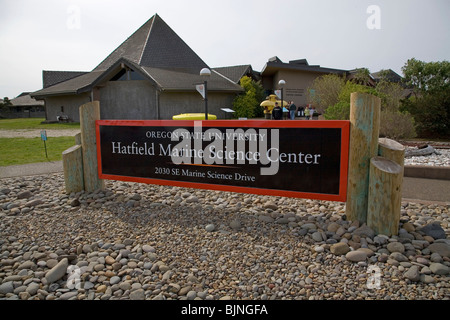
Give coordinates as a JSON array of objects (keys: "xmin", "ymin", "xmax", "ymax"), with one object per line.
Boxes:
[
  {"xmin": 212, "ymin": 65, "xmax": 257, "ymax": 84},
  {"xmin": 261, "ymin": 57, "xmax": 348, "ymax": 76},
  {"xmin": 43, "ymin": 71, "xmax": 89, "ymax": 88},
  {"xmin": 10, "ymin": 93, "xmax": 44, "ymax": 107},
  {"xmin": 32, "ymin": 14, "xmax": 241, "ymax": 98},
  {"xmin": 94, "ymin": 14, "xmax": 208, "ymax": 72}
]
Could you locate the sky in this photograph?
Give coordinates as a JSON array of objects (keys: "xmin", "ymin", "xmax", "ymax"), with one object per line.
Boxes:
[{"xmin": 0, "ymin": 0, "xmax": 449, "ymax": 99}]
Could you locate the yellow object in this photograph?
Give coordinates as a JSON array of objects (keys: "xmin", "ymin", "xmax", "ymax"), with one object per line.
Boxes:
[
  {"xmin": 260, "ymin": 95, "xmax": 288, "ymax": 114},
  {"xmin": 172, "ymin": 113, "xmax": 217, "ymax": 120}
]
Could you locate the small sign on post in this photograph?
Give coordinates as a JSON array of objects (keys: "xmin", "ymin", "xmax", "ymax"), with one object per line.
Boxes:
[
  {"xmin": 274, "ymin": 90, "xmax": 282, "ymax": 99},
  {"xmin": 40, "ymin": 130, "xmax": 48, "ymax": 159},
  {"xmin": 195, "ymin": 84, "xmax": 205, "ymax": 99}
]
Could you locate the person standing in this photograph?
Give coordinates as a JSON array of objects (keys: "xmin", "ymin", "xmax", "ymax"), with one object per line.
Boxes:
[
  {"xmin": 304, "ymin": 105, "xmax": 310, "ymax": 120},
  {"xmin": 297, "ymin": 105, "xmax": 304, "ymax": 117},
  {"xmin": 272, "ymin": 102, "xmax": 283, "ymax": 120},
  {"xmin": 289, "ymin": 101, "xmax": 297, "ymax": 120},
  {"xmin": 310, "ymin": 106, "xmax": 316, "ymax": 120}
]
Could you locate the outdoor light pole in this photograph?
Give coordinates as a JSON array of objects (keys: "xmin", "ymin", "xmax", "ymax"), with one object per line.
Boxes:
[
  {"xmin": 278, "ymin": 79, "xmax": 286, "ymax": 114},
  {"xmin": 200, "ymin": 68, "xmax": 211, "ymax": 120}
]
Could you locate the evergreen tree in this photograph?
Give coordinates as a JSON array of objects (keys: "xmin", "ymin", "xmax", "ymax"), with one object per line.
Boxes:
[{"xmin": 232, "ymin": 76, "xmax": 265, "ymax": 119}]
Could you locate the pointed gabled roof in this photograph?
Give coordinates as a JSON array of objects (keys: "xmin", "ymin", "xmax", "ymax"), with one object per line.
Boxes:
[
  {"xmin": 32, "ymin": 14, "xmax": 241, "ymax": 99},
  {"xmin": 94, "ymin": 14, "xmax": 208, "ymax": 73}
]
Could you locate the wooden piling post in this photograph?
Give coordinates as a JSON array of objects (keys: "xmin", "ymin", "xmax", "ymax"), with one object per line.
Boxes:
[
  {"xmin": 345, "ymin": 92, "xmax": 381, "ymax": 224},
  {"xmin": 367, "ymin": 156, "xmax": 403, "ymax": 236},
  {"xmin": 62, "ymin": 145, "xmax": 84, "ymax": 194},
  {"xmin": 75, "ymin": 132, "xmax": 81, "ymax": 145},
  {"xmin": 378, "ymin": 137, "xmax": 405, "ymax": 172},
  {"xmin": 80, "ymin": 101, "xmax": 104, "ymax": 192}
]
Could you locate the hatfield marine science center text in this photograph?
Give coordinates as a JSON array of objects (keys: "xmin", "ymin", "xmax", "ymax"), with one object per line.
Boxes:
[{"xmin": 110, "ymin": 128, "xmax": 322, "ymax": 176}]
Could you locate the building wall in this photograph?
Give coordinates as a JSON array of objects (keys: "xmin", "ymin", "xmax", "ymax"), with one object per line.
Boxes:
[
  {"xmin": 266, "ymin": 70, "xmax": 327, "ymax": 107},
  {"xmin": 43, "ymin": 81, "xmax": 238, "ymax": 122},
  {"xmin": 99, "ymin": 80, "xmax": 158, "ymax": 120},
  {"xmin": 0, "ymin": 111, "xmax": 46, "ymax": 119},
  {"xmin": 159, "ymin": 92, "xmax": 236, "ymax": 119},
  {"xmin": 100, "ymin": 81, "xmax": 236, "ymax": 120},
  {"xmin": 44, "ymin": 93, "xmax": 91, "ymax": 122}
]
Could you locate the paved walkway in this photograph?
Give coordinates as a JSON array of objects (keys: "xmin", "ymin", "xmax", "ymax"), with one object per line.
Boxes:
[
  {"xmin": 402, "ymin": 177, "xmax": 450, "ymax": 204},
  {"xmin": 0, "ymin": 161, "xmax": 449, "ymax": 204},
  {"xmin": 0, "ymin": 161, "xmax": 63, "ymax": 179}
]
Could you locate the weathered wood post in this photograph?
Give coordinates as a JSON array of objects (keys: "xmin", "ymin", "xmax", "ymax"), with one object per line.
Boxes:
[
  {"xmin": 365, "ymin": 137, "xmax": 405, "ymax": 236},
  {"xmin": 378, "ymin": 137, "xmax": 405, "ymax": 172},
  {"xmin": 367, "ymin": 156, "xmax": 403, "ymax": 236},
  {"xmin": 75, "ymin": 132, "xmax": 81, "ymax": 145},
  {"xmin": 345, "ymin": 92, "xmax": 381, "ymax": 224},
  {"xmin": 62, "ymin": 145, "xmax": 84, "ymax": 194},
  {"xmin": 80, "ymin": 101, "xmax": 104, "ymax": 192}
]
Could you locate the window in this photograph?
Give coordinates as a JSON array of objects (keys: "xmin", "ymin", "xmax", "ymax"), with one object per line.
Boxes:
[
  {"xmin": 129, "ymin": 70, "xmax": 146, "ymax": 80},
  {"xmin": 110, "ymin": 69, "xmax": 127, "ymax": 81},
  {"xmin": 110, "ymin": 68, "xmax": 146, "ymax": 81}
]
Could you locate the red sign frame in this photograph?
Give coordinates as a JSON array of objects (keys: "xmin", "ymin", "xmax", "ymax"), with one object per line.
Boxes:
[{"xmin": 96, "ymin": 120, "xmax": 350, "ymax": 202}]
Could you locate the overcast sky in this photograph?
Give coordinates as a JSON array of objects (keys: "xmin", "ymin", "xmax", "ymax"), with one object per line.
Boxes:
[{"xmin": 1, "ymin": 0, "xmax": 449, "ymax": 98}]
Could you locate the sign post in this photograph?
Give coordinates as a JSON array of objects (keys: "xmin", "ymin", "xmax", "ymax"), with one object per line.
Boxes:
[{"xmin": 40, "ymin": 130, "xmax": 48, "ymax": 159}]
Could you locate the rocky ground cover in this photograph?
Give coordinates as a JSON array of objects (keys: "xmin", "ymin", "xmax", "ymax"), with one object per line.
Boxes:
[
  {"xmin": 404, "ymin": 148, "xmax": 450, "ymax": 167},
  {"xmin": 0, "ymin": 173, "xmax": 449, "ymax": 300}
]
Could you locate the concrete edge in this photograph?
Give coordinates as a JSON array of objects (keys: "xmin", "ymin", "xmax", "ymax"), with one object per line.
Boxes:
[{"xmin": 404, "ymin": 165, "xmax": 450, "ymax": 180}]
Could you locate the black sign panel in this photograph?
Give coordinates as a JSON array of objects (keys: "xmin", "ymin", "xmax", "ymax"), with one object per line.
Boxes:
[{"xmin": 96, "ymin": 120, "xmax": 349, "ymax": 201}]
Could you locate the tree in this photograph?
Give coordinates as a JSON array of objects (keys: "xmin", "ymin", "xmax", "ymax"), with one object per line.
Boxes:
[
  {"xmin": 401, "ymin": 58, "xmax": 450, "ymax": 138},
  {"xmin": 376, "ymin": 78, "xmax": 416, "ymax": 139},
  {"xmin": 402, "ymin": 58, "xmax": 450, "ymax": 95},
  {"xmin": 320, "ymin": 76, "xmax": 416, "ymax": 139},
  {"xmin": 1, "ymin": 97, "xmax": 12, "ymax": 111},
  {"xmin": 307, "ymin": 74, "xmax": 345, "ymax": 114},
  {"xmin": 232, "ymin": 76, "xmax": 265, "ymax": 119},
  {"xmin": 323, "ymin": 81, "xmax": 377, "ymax": 120},
  {"xmin": 351, "ymin": 68, "xmax": 372, "ymax": 86}
]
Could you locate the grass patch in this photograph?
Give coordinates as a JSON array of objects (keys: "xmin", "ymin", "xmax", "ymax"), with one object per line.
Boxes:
[
  {"xmin": 0, "ymin": 137, "xmax": 75, "ymax": 166},
  {"xmin": 0, "ymin": 118, "xmax": 80, "ymax": 130}
]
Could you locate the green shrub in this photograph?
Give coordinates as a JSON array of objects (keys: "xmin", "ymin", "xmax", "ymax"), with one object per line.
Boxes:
[
  {"xmin": 232, "ymin": 76, "xmax": 265, "ymax": 119},
  {"xmin": 380, "ymin": 110, "xmax": 416, "ymax": 140},
  {"xmin": 323, "ymin": 81, "xmax": 377, "ymax": 120},
  {"xmin": 324, "ymin": 101, "xmax": 350, "ymax": 120}
]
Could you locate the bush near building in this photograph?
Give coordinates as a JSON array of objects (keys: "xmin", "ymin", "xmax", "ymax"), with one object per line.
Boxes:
[
  {"xmin": 308, "ymin": 68, "xmax": 418, "ymax": 140},
  {"xmin": 232, "ymin": 76, "xmax": 265, "ymax": 119}
]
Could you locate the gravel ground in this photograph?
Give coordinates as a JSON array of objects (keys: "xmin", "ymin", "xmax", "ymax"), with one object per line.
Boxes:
[
  {"xmin": 404, "ymin": 148, "xmax": 450, "ymax": 167},
  {"xmin": 1, "ymin": 173, "xmax": 449, "ymax": 300}
]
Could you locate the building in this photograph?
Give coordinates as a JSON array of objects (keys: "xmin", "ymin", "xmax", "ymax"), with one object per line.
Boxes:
[
  {"xmin": 260, "ymin": 57, "xmax": 348, "ymax": 107},
  {"xmin": 0, "ymin": 92, "xmax": 45, "ymax": 118},
  {"xmin": 32, "ymin": 14, "xmax": 243, "ymax": 122}
]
